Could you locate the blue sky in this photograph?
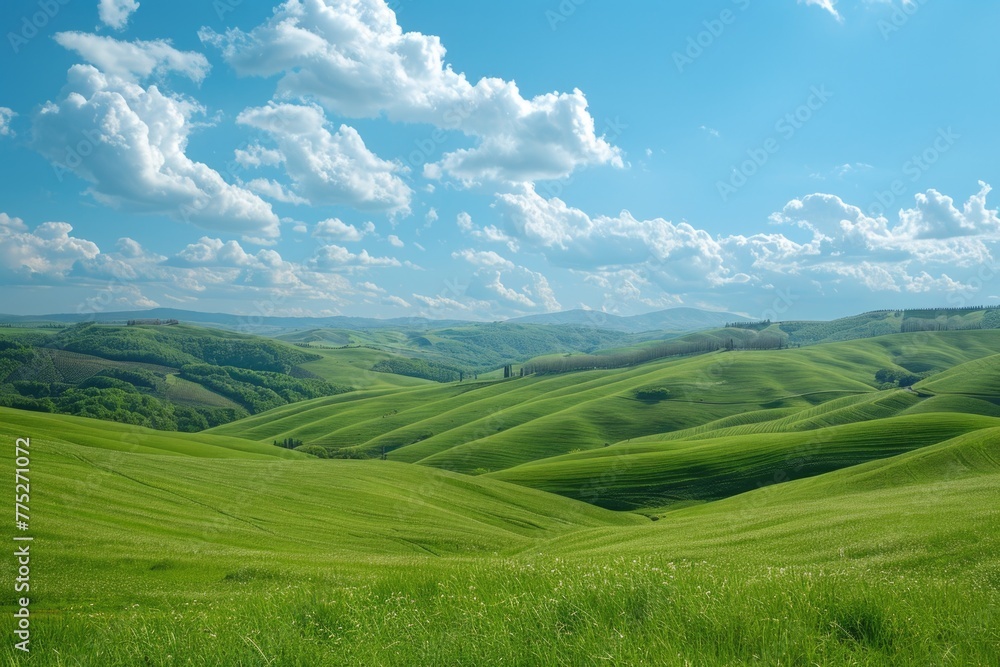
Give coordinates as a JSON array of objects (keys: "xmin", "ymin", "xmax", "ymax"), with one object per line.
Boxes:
[{"xmin": 1, "ymin": 0, "xmax": 998, "ymax": 321}]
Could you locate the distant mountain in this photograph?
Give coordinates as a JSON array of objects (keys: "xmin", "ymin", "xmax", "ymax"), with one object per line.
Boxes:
[
  {"xmin": 0, "ymin": 306, "xmax": 748, "ymax": 335},
  {"xmin": 0, "ymin": 308, "xmax": 473, "ymax": 333},
  {"xmin": 507, "ymin": 307, "xmax": 749, "ymax": 333}
]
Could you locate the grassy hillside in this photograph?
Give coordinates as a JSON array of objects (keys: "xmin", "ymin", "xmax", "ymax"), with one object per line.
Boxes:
[
  {"xmin": 490, "ymin": 412, "xmax": 1000, "ymax": 509},
  {"xmin": 0, "ymin": 406, "xmax": 310, "ymax": 460},
  {"xmin": 282, "ymin": 322, "xmax": 633, "ymax": 373},
  {"xmin": 0, "ymin": 324, "xmax": 351, "ymax": 431},
  {"xmin": 298, "ymin": 346, "xmax": 436, "ymax": 389},
  {"xmin": 211, "ymin": 331, "xmax": 1000, "ymax": 473},
  {"xmin": 2, "ymin": 408, "xmax": 997, "ymax": 665}
]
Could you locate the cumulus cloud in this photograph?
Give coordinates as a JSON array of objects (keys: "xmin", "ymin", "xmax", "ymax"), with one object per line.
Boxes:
[
  {"xmin": 54, "ymin": 32, "xmax": 210, "ymax": 83},
  {"xmin": 771, "ymin": 182, "xmax": 1000, "ymax": 266},
  {"xmin": 313, "ymin": 218, "xmax": 370, "ymax": 242},
  {"xmin": 31, "ymin": 66, "xmax": 279, "ymax": 238},
  {"xmin": 312, "ymin": 244, "xmax": 401, "ymax": 270},
  {"xmin": 201, "ymin": 0, "xmax": 621, "ymax": 186},
  {"xmin": 482, "ymin": 182, "xmax": 1000, "ymax": 314},
  {"xmin": 244, "ymin": 178, "xmax": 309, "ymax": 205},
  {"xmin": 0, "ymin": 211, "xmax": 406, "ymax": 311},
  {"xmin": 0, "ymin": 108, "xmax": 16, "ymax": 137},
  {"xmin": 452, "ymin": 247, "xmax": 561, "ymax": 312},
  {"xmin": 0, "ymin": 214, "xmax": 101, "ymax": 280},
  {"xmin": 98, "ymin": 0, "xmax": 140, "ymax": 30},
  {"xmin": 895, "ymin": 182, "xmax": 1000, "ymax": 240},
  {"xmin": 237, "ymin": 102, "xmax": 412, "ymax": 215},
  {"xmin": 452, "ymin": 248, "xmax": 515, "ymax": 270},
  {"xmin": 234, "ymin": 144, "xmax": 283, "ymax": 169},
  {"xmin": 387, "ymin": 234, "xmax": 404, "ymax": 248},
  {"xmin": 494, "ymin": 185, "xmax": 731, "ymax": 286}
]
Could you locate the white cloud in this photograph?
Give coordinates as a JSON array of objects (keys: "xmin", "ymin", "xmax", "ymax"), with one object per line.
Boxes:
[
  {"xmin": 452, "ymin": 248, "xmax": 514, "ymax": 270},
  {"xmin": 237, "ymin": 102, "xmax": 412, "ymax": 215},
  {"xmin": 174, "ymin": 237, "xmax": 257, "ymax": 267},
  {"xmin": 700, "ymin": 125, "xmax": 721, "ymax": 139},
  {"xmin": 234, "ymin": 144, "xmax": 283, "ymax": 169},
  {"xmin": 54, "ymin": 32, "xmax": 209, "ymax": 83},
  {"xmin": 771, "ymin": 183, "xmax": 1000, "ymax": 266},
  {"xmin": 358, "ymin": 281, "xmax": 385, "ymax": 294},
  {"xmin": 245, "ymin": 178, "xmax": 310, "ymax": 205},
  {"xmin": 457, "ymin": 212, "xmax": 474, "ymax": 231},
  {"xmin": 387, "ymin": 234, "xmax": 404, "ymax": 248},
  {"xmin": 84, "ymin": 284, "xmax": 159, "ymax": 311},
  {"xmin": 799, "ymin": 0, "xmax": 843, "ymax": 21},
  {"xmin": 314, "ymin": 218, "xmax": 369, "ymax": 242},
  {"xmin": 201, "ymin": 0, "xmax": 622, "ymax": 186},
  {"xmin": 494, "ymin": 185, "xmax": 730, "ymax": 285},
  {"xmin": 383, "ymin": 295, "xmax": 411, "ymax": 308},
  {"xmin": 32, "ymin": 66, "xmax": 280, "ymax": 238},
  {"xmin": 452, "ymin": 247, "xmax": 561, "ymax": 313},
  {"xmin": 98, "ymin": 0, "xmax": 140, "ymax": 30},
  {"xmin": 0, "ymin": 108, "xmax": 16, "ymax": 137},
  {"xmin": 312, "ymin": 244, "xmax": 401, "ymax": 269},
  {"xmin": 895, "ymin": 182, "xmax": 1000, "ymax": 240},
  {"xmin": 425, "ymin": 207, "xmax": 439, "ymax": 225},
  {"xmin": 485, "ymin": 272, "xmax": 536, "ymax": 308},
  {"xmin": 482, "ymin": 182, "xmax": 1000, "ymax": 314},
  {"xmin": 0, "ymin": 218, "xmax": 381, "ymax": 310},
  {"xmin": 0, "ymin": 214, "xmax": 100, "ymax": 280}
]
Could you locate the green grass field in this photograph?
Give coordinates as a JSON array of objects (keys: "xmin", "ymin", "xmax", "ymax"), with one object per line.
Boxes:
[
  {"xmin": 2, "ymin": 330, "xmax": 999, "ymax": 664},
  {"xmin": 210, "ymin": 331, "xmax": 1000, "ymax": 473},
  {"xmin": 296, "ymin": 346, "xmax": 434, "ymax": 389},
  {"xmin": 164, "ymin": 374, "xmax": 245, "ymax": 410}
]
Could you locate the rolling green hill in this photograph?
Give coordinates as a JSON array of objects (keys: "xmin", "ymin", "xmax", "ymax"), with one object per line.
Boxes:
[
  {"xmin": 490, "ymin": 412, "xmax": 1000, "ymax": 509},
  {"xmin": 282, "ymin": 321, "xmax": 634, "ymax": 373},
  {"xmin": 2, "ymin": 402, "xmax": 998, "ymax": 664},
  {"xmin": 210, "ymin": 331, "xmax": 1000, "ymax": 473}
]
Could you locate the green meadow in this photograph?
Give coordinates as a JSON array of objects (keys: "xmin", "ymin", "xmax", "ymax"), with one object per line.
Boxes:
[{"xmin": 1, "ymin": 329, "xmax": 999, "ymax": 664}]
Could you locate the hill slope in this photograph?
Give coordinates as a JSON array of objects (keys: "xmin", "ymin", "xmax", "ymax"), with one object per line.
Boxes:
[
  {"xmin": 3, "ymin": 407, "xmax": 998, "ymax": 665},
  {"xmin": 210, "ymin": 331, "xmax": 1000, "ymax": 473}
]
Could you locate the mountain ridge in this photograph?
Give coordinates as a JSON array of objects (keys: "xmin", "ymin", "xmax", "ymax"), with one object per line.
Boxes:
[{"xmin": 0, "ymin": 306, "xmax": 748, "ymax": 334}]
